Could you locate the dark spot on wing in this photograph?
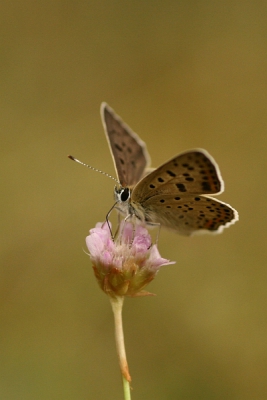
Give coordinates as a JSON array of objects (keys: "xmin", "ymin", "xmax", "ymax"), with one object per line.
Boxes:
[
  {"xmin": 176, "ymin": 183, "xmax": 186, "ymax": 192},
  {"xmin": 202, "ymin": 182, "xmax": 211, "ymax": 191},
  {"xmin": 167, "ymin": 170, "xmax": 176, "ymax": 177},
  {"xmin": 115, "ymin": 144, "xmax": 123, "ymax": 152}
]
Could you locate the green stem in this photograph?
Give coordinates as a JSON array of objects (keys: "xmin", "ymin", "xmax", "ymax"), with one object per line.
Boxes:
[
  {"xmin": 110, "ymin": 296, "xmax": 131, "ymax": 400},
  {"xmin": 122, "ymin": 375, "xmax": 131, "ymax": 400}
]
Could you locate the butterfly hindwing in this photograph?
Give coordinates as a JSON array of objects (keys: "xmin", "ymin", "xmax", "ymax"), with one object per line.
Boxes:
[{"xmin": 136, "ymin": 194, "xmax": 237, "ymax": 235}]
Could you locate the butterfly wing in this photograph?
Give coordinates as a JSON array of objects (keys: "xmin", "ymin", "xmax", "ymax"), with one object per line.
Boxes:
[
  {"xmin": 137, "ymin": 194, "xmax": 238, "ymax": 235},
  {"xmin": 101, "ymin": 103, "xmax": 150, "ymax": 187},
  {"xmin": 132, "ymin": 149, "xmax": 224, "ymax": 200},
  {"xmin": 131, "ymin": 149, "xmax": 238, "ymax": 234}
]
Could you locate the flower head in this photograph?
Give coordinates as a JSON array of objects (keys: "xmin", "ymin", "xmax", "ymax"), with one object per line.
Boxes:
[{"xmin": 86, "ymin": 221, "xmax": 175, "ymax": 297}]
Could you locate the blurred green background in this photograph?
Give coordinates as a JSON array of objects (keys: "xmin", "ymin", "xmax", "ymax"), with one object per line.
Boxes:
[{"xmin": 1, "ymin": 1, "xmax": 267, "ymax": 399}]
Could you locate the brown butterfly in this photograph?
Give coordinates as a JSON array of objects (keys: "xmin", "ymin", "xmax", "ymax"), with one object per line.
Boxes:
[{"xmin": 100, "ymin": 103, "xmax": 238, "ymax": 235}]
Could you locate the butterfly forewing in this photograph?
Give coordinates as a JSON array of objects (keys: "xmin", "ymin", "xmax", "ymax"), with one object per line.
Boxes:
[
  {"xmin": 132, "ymin": 150, "xmax": 223, "ymax": 203},
  {"xmin": 135, "ymin": 194, "xmax": 237, "ymax": 235},
  {"xmin": 101, "ymin": 103, "xmax": 150, "ymax": 187}
]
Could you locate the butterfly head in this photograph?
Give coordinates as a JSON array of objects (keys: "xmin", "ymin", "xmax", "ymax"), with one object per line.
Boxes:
[
  {"xmin": 114, "ymin": 186, "xmax": 132, "ymax": 216},
  {"xmin": 114, "ymin": 186, "xmax": 131, "ymax": 203}
]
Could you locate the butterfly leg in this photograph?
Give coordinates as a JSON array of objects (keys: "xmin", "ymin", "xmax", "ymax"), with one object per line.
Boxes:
[
  {"xmin": 155, "ymin": 223, "xmax": 161, "ymax": 245},
  {"xmin": 104, "ymin": 201, "xmax": 119, "ymax": 240},
  {"xmin": 114, "ymin": 213, "xmax": 136, "ymax": 246},
  {"xmin": 127, "ymin": 215, "xmax": 136, "ymax": 245},
  {"xmin": 144, "ymin": 221, "xmax": 161, "ymax": 245},
  {"xmin": 121, "ymin": 213, "xmax": 134, "ymax": 245},
  {"xmin": 113, "ymin": 213, "xmax": 122, "ymax": 240}
]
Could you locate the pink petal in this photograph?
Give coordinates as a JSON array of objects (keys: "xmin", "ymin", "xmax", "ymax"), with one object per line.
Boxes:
[
  {"xmin": 147, "ymin": 245, "xmax": 176, "ymax": 270},
  {"xmin": 121, "ymin": 222, "xmax": 134, "ymax": 243},
  {"xmin": 86, "ymin": 223, "xmax": 114, "ymax": 258},
  {"xmin": 132, "ymin": 235, "xmax": 151, "ymax": 256},
  {"xmin": 100, "ymin": 249, "xmax": 113, "ymax": 267}
]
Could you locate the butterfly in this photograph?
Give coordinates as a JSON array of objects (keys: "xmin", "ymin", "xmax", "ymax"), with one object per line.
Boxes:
[{"xmin": 100, "ymin": 102, "xmax": 238, "ymax": 236}]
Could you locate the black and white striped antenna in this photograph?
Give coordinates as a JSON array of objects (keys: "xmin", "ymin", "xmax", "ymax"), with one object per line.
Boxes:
[{"xmin": 68, "ymin": 155, "xmax": 120, "ymax": 185}]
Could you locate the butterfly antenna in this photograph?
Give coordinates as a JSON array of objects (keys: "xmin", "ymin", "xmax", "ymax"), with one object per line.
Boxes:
[{"xmin": 68, "ymin": 155, "xmax": 120, "ymax": 184}]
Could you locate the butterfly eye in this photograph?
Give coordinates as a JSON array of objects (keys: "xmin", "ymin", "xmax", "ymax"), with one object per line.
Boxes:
[{"xmin": 120, "ymin": 188, "xmax": 130, "ymax": 202}]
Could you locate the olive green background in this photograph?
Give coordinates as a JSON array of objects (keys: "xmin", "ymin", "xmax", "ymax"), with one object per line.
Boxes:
[{"xmin": 1, "ymin": 1, "xmax": 266, "ymax": 399}]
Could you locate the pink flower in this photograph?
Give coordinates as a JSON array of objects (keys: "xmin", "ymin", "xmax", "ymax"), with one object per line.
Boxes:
[{"xmin": 86, "ymin": 221, "xmax": 175, "ymax": 297}]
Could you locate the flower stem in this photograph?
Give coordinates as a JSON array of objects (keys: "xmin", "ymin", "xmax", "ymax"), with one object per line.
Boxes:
[{"xmin": 110, "ymin": 296, "xmax": 132, "ymax": 400}]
